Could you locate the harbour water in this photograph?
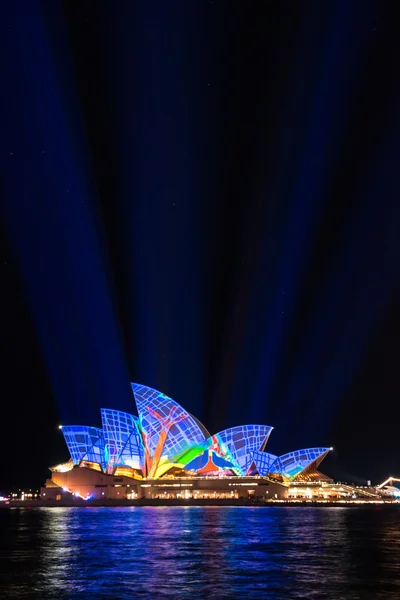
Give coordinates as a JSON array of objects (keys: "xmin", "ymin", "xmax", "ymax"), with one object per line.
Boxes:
[{"xmin": 0, "ymin": 506, "xmax": 399, "ymax": 599}]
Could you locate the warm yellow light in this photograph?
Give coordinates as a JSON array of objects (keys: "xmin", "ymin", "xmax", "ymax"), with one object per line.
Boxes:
[{"xmin": 58, "ymin": 425, "xmax": 63, "ymax": 430}]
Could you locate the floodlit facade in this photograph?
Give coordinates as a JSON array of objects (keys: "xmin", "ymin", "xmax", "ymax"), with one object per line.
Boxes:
[{"xmin": 45, "ymin": 384, "xmax": 332, "ymax": 500}]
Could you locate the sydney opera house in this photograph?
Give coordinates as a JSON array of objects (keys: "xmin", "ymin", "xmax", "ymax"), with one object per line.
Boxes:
[{"xmin": 42, "ymin": 384, "xmax": 333, "ymax": 501}]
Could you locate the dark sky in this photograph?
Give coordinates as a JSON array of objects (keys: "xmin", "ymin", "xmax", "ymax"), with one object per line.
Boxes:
[{"xmin": 1, "ymin": 0, "xmax": 400, "ymax": 489}]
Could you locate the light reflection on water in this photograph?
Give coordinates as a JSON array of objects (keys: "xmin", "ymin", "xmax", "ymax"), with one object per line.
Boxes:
[{"xmin": 1, "ymin": 506, "xmax": 400, "ymax": 599}]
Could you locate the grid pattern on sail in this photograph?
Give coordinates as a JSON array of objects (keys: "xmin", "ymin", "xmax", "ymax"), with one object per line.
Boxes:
[
  {"xmin": 62, "ymin": 426, "xmax": 104, "ymax": 466},
  {"xmin": 251, "ymin": 451, "xmax": 278, "ymax": 476},
  {"xmin": 269, "ymin": 447, "xmax": 330, "ymax": 479},
  {"xmin": 216, "ymin": 425, "xmax": 273, "ymax": 475},
  {"xmin": 131, "ymin": 383, "xmax": 207, "ymax": 459},
  {"xmin": 101, "ymin": 409, "xmax": 144, "ymax": 470}
]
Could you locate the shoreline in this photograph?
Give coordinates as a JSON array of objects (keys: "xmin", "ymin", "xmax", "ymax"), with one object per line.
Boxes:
[{"xmin": 2, "ymin": 498, "xmax": 399, "ymax": 509}]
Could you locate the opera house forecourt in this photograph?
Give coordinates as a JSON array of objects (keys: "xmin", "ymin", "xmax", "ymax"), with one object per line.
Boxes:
[{"xmin": 37, "ymin": 383, "xmax": 349, "ymax": 504}]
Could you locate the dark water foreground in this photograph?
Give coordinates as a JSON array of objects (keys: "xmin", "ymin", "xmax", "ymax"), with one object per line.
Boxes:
[{"xmin": 0, "ymin": 506, "xmax": 399, "ymax": 599}]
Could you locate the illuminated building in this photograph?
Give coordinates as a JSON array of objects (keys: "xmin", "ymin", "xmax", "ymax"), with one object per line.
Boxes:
[
  {"xmin": 376, "ymin": 477, "xmax": 400, "ymax": 498},
  {"xmin": 42, "ymin": 384, "xmax": 333, "ymax": 501}
]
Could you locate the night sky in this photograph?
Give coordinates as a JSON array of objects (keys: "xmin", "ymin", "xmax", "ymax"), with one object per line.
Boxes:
[{"xmin": 1, "ymin": 1, "xmax": 400, "ymax": 489}]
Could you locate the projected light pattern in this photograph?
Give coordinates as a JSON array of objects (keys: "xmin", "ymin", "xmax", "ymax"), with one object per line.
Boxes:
[
  {"xmin": 101, "ymin": 409, "xmax": 144, "ymax": 471},
  {"xmin": 269, "ymin": 448, "xmax": 330, "ymax": 481},
  {"xmin": 215, "ymin": 425, "xmax": 273, "ymax": 475},
  {"xmin": 184, "ymin": 449, "xmax": 236, "ymax": 473},
  {"xmin": 251, "ymin": 451, "xmax": 278, "ymax": 476},
  {"xmin": 61, "ymin": 426, "xmax": 104, "ymax": 467},
  {"xmin": 131, "ymin": 383, "xmax": 207, "ymax": 460},
  {"xmin": 59, "ymin": 383, "xmax": 331, "ymax": 480},
  {"xmin": 182, "ymin": 434, "xmax": 241, "ymax": 475}
]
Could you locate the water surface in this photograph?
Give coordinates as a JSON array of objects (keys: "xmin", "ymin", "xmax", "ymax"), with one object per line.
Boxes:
[{"xmin": 1, "ymin": 506, "xmax": 399, "ymax": 599}]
